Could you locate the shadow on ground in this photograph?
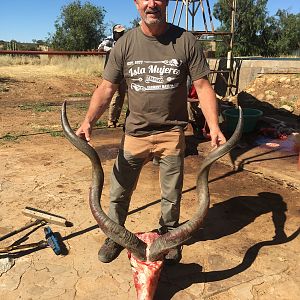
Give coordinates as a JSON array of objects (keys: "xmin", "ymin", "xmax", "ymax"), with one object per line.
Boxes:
[{"xmin": 154, "ymin": 191, "xmax": 299, "ymax": 299}]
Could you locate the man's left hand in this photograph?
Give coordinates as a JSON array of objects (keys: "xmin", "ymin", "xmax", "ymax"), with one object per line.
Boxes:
[{"xmin": 210, "ymin": 129, "xmax": 226, "ymax": 150}]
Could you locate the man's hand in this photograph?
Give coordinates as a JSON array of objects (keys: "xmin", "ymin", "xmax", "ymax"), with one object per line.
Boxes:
[
  {"xmin": 193, "ymin": 77, "xmax": 226, "ymax": 150},
  {"xmin": 76, "ymin": 121, "xmax": 92, "ymax": 142},
  {"xmin": 74, "ymin": 79, "xmax": 118, "ymax": 144},
  {"xmin": 210, "ymin": 128, "xmax": 226, "ymax": 150}
]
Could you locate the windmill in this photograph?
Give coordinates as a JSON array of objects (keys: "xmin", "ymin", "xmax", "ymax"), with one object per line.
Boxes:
[{"xmin": 167, "ymin": 0, "xmax": 238, "ymax": 96}]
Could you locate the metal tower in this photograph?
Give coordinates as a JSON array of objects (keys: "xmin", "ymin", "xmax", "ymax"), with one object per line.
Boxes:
[{"xmin": 167, "ymin": 0, "xmax": 238, "ymax": 96}]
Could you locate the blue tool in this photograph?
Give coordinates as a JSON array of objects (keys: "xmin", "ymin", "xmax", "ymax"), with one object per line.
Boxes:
[
  {"xmin": 44, "ymin": 226, "xmax": 62, "ymax": 255},
  {"xmin": 0, "ymin": 226, "xmax": 63, "ymax": 255}
]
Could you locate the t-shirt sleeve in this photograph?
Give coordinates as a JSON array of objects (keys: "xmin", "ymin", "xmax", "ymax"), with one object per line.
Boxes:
[
  {"xmin": 102, "ymin": 41, "xmax": 124, "ymax": 84},
  {"xmin": 188, "ymin": 39, "xmax": 211, "ymax": 81}
]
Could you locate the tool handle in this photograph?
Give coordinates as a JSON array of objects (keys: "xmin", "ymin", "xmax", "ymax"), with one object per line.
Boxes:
[
  {"xmin": 44, "ymin": 226, "xmax": 61, "ymax": 255},
  {"xmin": 0, "ymin": 241, "xmax": 47, "ymax": 253},
  {"xmin": 23, "ymin": 207, "xmax": 68, "ymax": 227},
  {"xmin": 0, "ymin": 219, "xmax": 43, "ymax": 242}
]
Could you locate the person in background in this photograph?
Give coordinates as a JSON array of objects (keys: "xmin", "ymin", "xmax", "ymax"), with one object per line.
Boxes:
[
  {"xmin": 98, "ymin": 24, "xmax": 127, "ymax": 128},
  {"xmin": 77, "ymin": 0, "xmax": 226, "ymax": 265},
  {"xmin": 187, "ymin": 82, "xmax": 210, "ymax": 139}
]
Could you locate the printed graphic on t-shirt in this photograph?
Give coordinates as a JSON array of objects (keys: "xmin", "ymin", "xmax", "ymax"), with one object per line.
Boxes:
[{"xmin": 126, "ymin": 59, "xmax": 183, "ymax": 92}]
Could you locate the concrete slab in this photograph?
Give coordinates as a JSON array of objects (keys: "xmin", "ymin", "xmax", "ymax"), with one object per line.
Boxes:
[
  {"xmin": 0, "ymin": 129, "xmax": 299, "ymax": 300},
  {"xmin": 196, "ymin": 133, "xmax": 300, "ymax": 190}
]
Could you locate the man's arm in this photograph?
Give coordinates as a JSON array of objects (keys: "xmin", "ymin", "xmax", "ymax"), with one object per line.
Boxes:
[
  {"xmin": 76, "ymin": 79, "xmax": 118, "ymax": 141},
  {"xmin": 193, "ymin": 77, "xmax": 226, "ymax": 148}
]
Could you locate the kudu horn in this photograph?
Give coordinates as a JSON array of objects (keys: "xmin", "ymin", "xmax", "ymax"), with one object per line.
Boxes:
[{"xmin": 61, "ymin": 101, "xmax": 243, "ymax": 261}]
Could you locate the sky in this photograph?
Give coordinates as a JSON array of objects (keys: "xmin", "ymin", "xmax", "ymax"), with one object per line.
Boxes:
[{"xmin": 0, "ymin": 0, "xmax": 299, "ymax": 43}]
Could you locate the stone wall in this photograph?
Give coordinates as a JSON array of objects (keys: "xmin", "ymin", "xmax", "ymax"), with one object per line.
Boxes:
[{"xmin": 208, "ymin": 58, "xmax": 300, "ymax": 94}]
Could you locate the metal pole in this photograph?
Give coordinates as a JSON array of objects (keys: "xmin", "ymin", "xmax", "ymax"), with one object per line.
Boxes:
[
  {"xmin": 227, "ymin": 0, "xmax": 236, "ymax": 68},
  {"xmin": 192, "ymin": 0, "xmax": 195, "ymax": 31},
  {"xmin": 206, "ymin": 0, "xmax": 214, "ymax": 32},
  {"xmin": 200, "ymin": 0, "xmax": 208, "ymax": 32},
  {"xmin": 178, "ymin": 1, "xmax": 184, "ymax": 26},
  {"xmin": 186, "ymin": 0, "xmax": 189, "ymax": 31},
  {"xmin": 172, "ymin": 0, "xmax": 179, "ymax": 24}
]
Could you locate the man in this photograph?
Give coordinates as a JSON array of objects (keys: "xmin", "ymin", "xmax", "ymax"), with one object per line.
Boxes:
[
  {"xmin": 98, "ymin": 24, "xmax": 127, "ymax": 128},
  {"xmin": 76, "ymin": 0, "xmax": 226, "ymax": 265}
]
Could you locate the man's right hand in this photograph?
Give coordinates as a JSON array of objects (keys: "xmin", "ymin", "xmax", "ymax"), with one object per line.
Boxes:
[
  {"xmin": 76, "ymin": 121, "xmax": 92, "ymax": 142},
  {"xmin": 75, "ymin": 79, "xmax": 118, "ymax": 143}
]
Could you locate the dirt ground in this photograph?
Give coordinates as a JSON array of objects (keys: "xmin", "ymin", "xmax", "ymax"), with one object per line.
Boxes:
[{"xmin": 0, "ymin": 65, "xmax": 299, "ymax": 300}]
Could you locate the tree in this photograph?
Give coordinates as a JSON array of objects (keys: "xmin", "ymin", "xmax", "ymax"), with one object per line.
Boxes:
[
  {"xmin": 259, "ymin": 10, "xmax": 300, "ymax": 56},
  {"xmin": 213, "ymin": 0, "xmax": 269, "ymax": 56},
  {"xmin": 129, "ymin": 17, "xmax": 141, "ymax": 29},
  {"xmin": 213, "ymin": 1, "xmax": 300, "ymax": 57},
  {"xmin": 274, "ymin": 10, "xmax": 300, "ymax": 55},
  {"xmin": 48, "ymin": 0, "xmax": 106, "ymax": 51},
  {"xmin": 259, "ymin": 15, "xmax": 281, "ymax": 56}
]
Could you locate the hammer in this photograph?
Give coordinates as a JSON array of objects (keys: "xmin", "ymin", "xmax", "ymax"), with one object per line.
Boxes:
[
  {"xmin": 0, "ymin": 207, "xmax": 70, "ymax": 242},
  {"xmin": 0, "ymin": 226, "xmax": 62, "ymax": 255}
]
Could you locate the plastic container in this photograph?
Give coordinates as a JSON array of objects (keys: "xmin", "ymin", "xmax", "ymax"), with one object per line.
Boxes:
[{"xmin": 222, "ymin": 108, "xmax": 263, "ymax": 133}]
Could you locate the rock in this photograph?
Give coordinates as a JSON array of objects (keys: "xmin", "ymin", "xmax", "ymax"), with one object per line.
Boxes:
[
  {"xmin": 256, "ymin": 93, "xmax": 265, "ymax": 100},
  {"xmin": 279, "ymin": 96, "xmax": 287, "ymax": 102},
  {"xmin": 279, "ymin": 77, "xmax": 288, "ymax": 83},
  {"xmin": 246, "ymin": 87, "xmax": 255, "ymax": 93},
  {"xmin": 280, "ymin": 105, "xmax": 294, "ymax": 112},
  {"xmin": 265, "ymin": 90, "xmax": 277, "ymax": 96},
  {"xmin": 0, "ymin": 258, "xmax": 15, "ymax": 275},
  {"xmin": 285, "ymin": 78, "xmax": 291, "ymax": 84},
  {"xmin": 265, "ymin": 94, "xmax": 274, "ymax": 101},
  {"xmin": 255, "ymin": 77, "xmax": 266, "ymax": 84}
]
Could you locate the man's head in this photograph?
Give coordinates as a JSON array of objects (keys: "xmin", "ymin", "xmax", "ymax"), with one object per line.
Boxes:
[
  {"xmin": 113, "ymin": 24, "xmax": 125, "ymax": 41},
  {"xmin": 134, "ymin": 0, "xmax": 169, "ymax": 26}
]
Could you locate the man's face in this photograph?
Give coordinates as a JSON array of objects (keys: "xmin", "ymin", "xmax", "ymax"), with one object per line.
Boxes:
[{"xmin": 134, "ymin": 0, "xmax": 168, "ymax": 25}]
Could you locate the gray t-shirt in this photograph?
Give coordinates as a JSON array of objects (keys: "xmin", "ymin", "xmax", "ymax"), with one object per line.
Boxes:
[{"xmin": 103, "ymin": 24, "xmax": 210, "ymax": 136}]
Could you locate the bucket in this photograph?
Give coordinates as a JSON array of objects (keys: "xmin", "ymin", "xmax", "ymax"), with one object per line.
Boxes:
[{"xmin": 223, "ymin": 108, "xmax": 263, "ymax": 133}]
